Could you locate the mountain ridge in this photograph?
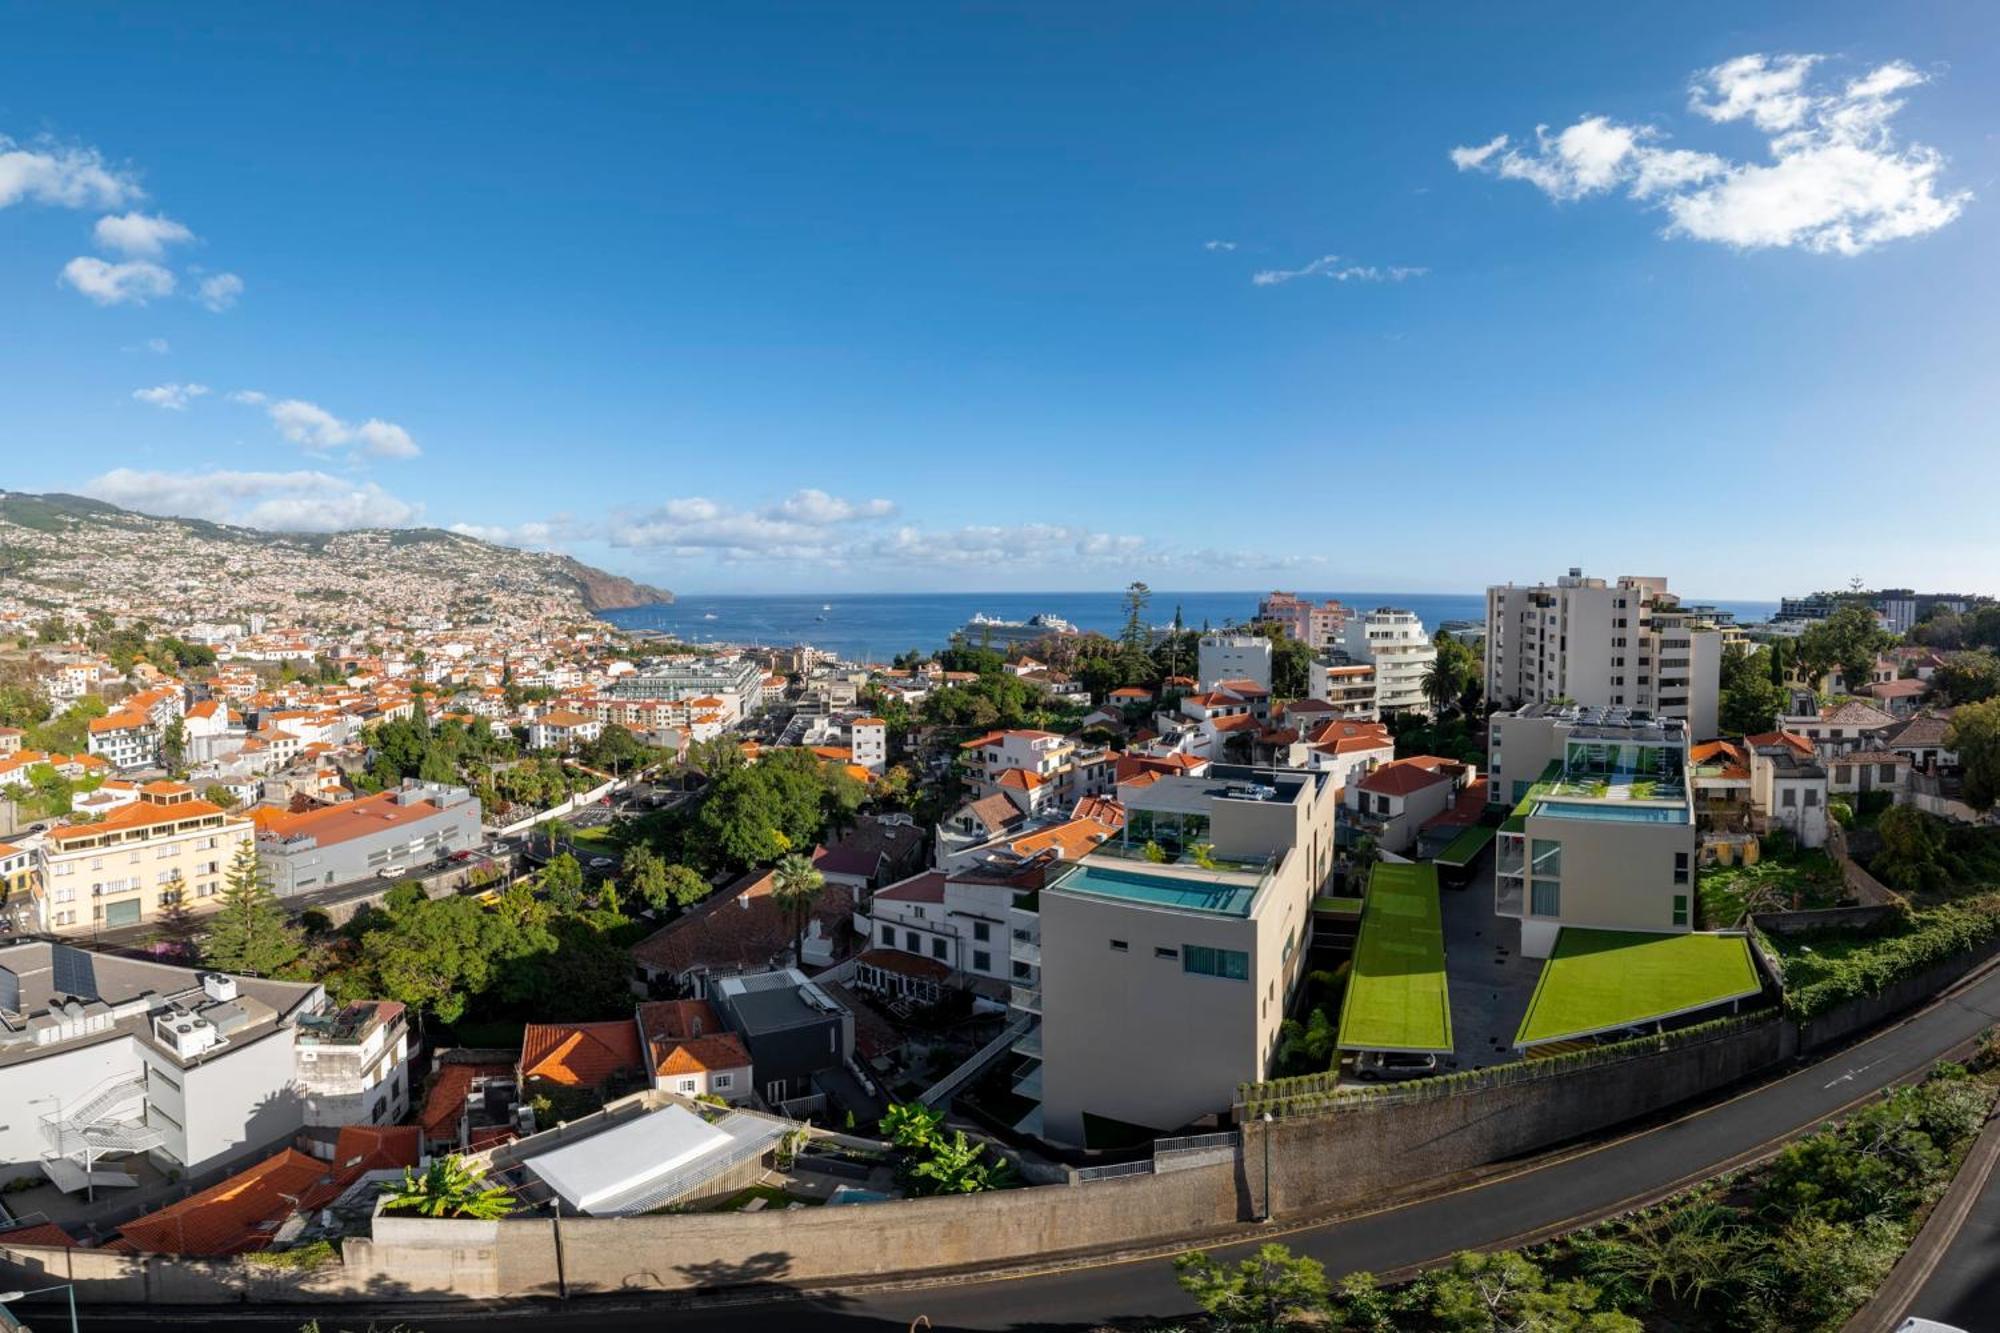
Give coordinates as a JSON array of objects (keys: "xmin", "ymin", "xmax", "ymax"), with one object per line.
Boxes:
[{"xmin": 0, "ymin": 490, "xmax": 671, "ymax": 619}]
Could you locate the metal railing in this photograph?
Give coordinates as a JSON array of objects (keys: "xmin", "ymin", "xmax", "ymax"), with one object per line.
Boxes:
[{"xmin": 1074, "ymin": 1130, "xmax": 1241, "ymax": 1183}]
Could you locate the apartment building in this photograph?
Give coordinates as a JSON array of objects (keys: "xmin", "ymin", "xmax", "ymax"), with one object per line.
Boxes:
[
  {"xmin": 958, "ymin": 729, "xmax": 1114, "ymax": 817},
  {"xmin": 1257, "ymin": 593, "xmax": 1347, "ymax": 652},
  {"xmin": 1340, "ymin": 609, "xmax": 1436, "ymax": 717},
  {"xmin": 1744, "ymin": 733, "xmax": 1831, "ymax": 848},
  {"xmin": 1485, "ymin": 570, "xmax": 1722, "ymax": 739},
  {"xmin": 294, "ymin": 999, "xmax": 413, "ymax": 1129},
  {"xmin": 1197, "ymin": 635, "xmax": 1273, "ymax": 692},
  {"xmin": 1028, "ymin": 764, "xmax": 1336, "ymax": 1145},
  {"xmin": 0, "ymin": 944, "xmax": 326, "ymax": 1190},
  {"xmin": 255, "ymin": 782, "xmax": 482, "ymax": 896},
  {"xmin": 1343, "ymin": 756, "xmax": 1469, "ymax": 855},
  {"xmin": 1490, "ymin": 705, "xmax": 1698, "ymax": 958},
  {"xmin": 84, "ymin": 686, "xmax": 185, "ymax": 772},
  {"xmin": 605, "ymin": 657, "xmax": 765, "ymax": 715},
  {"xmin": 1307, "ymin": 656, "xmax": 1378, "ymax": 721},
  {"xmin": 38, "ymin": 783, "xmax": 252, "ymax": 934},
  {"xmin": 527, "ymin": 709, "xmax": 603, "ymax": 752},
  {"xmin": 1778, "ymin": 694, "xmax": 1898, "ymax": 759}
]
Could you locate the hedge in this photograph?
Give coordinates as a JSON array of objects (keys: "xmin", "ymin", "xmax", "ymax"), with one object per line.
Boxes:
[{"xmin": 1783, "ymin": 897, "xmax": 2000, "ymax": 1021}]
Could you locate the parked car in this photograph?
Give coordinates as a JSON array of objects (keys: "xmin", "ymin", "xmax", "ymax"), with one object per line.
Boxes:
[
  {"xmin": 1351, "ymin": 1051, "xmax": 1439, "ymax": 1082},
  {"xmin": 377, "ymin": 864, "xmax": 405, "ymax": 878},
  {"xmin": 588, "ymin": 856, "xmax": 615, "ymax": 870}
]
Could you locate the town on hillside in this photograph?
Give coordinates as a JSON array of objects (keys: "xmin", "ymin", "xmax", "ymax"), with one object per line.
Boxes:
[{"xmin": 0, "ymin": 567, "xmax": 1994, "ymax": 1295}]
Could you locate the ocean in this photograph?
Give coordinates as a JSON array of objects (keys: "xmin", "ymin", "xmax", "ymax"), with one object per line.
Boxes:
[{"xmin": 599, "ymin": 591, "xmax": 1781, "ymax": 662}]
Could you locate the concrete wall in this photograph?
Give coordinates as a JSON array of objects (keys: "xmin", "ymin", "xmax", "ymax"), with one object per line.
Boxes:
[{"xmin": 1795, "ymin": 933, "xmax": 2000, "ymax": 1054}]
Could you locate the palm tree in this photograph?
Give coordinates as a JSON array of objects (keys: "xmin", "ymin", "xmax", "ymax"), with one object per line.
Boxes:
[
  {"xmin": 379, "ymin": 1156, "xmax": 516, "ymax": 1220},
  {"xmin": 540, "ymin": 816, "xmax": 572, "ymax": 859},
  {"xmin": 1421, "ymin": 658, "xmax": 1459, "ymax": 718},
  {"xmin": 770, "ymin": 852, "xmax": 826, "ymax": 969}
]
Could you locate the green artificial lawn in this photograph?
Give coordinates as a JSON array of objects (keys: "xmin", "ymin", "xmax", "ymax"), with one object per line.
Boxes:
[
  {"xmin": 1336, "ymin": 862, "xmax": 1453, "ymax": 1054},
  {"xmin": 1313, "ymin": 895, "xmax": 1365, "ymax": 914},
  {"xmin": 1435, "ymin": 824, "xmax": 1496, "ymax": 867},
  {"xmin": 1514, "ymin": 928, "xmax": 1761, "ymax": 1047}
]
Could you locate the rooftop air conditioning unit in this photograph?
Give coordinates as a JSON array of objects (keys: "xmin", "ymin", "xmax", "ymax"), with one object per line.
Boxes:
[{"xmin": 201, "ymin": 973, "xmax": 239, "ymax": 1003}]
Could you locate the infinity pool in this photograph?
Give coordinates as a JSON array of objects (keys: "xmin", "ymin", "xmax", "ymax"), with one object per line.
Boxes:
[{"xmin": 1534, "ymin": 800, "xmax": 1689, "ymax": 824}]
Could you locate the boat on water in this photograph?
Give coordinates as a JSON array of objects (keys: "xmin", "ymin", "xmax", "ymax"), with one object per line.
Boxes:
[
  {"xmin": 952, "ymin": 611, "xmax": 1080, "ymax": 649},
  {"xmin": 702, "ymin": 612, "xmax": 719, "ymax": 620}
]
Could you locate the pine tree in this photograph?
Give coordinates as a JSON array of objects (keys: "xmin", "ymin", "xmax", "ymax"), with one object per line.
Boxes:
[{"xmin": 202, "ymin": 840, "xmax": 304, "ymax": 977}]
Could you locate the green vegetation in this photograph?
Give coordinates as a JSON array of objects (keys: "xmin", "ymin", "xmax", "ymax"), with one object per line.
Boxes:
[
  {"xmin": 1209, "ymin": 1060, "xmax": 1995, "ymax": 1332},
  {"xmin": 1273, "ymin": 966, "xmax": 1349, "ymax": 1076},
  {"xmin": 1312, "ymin": 895, "xmax": 1364, "ymax": 914},
  {"xmin": 1864, "ymin": 807, "xmax": 2000, "ymax": 900},
  {"xmin": 1949, "ymin": 697, "xmax": 2000, "ymax": 811},
  {"xmin": 879, "ymin": 1101, "xmax": 1017, "ymax": 1195},
  {"xmin": 771, "ymin": 852, "xmax": 826, "ymax": 969},
  {"xmin": 202, "ymin": 841, "xmax": 307, "ymax": 978},
  {"xmin": 1435, "ymin": 823, "xmax": 1495, "ymax": 867},
  {"xmin": 1515, "ymin": 930, "xmax": 1761, "ymax": 1047},
  {"xmin": 1717, "ymin": 642, "xmax": 1787, "ymax": 736},
  {"xmin": 244, "ymin": 1239, "xmax": 339, "ymax": 1269},
  {"xmin": 1932, "ymin": 649, "xmax": 2000, "ymax": 706},
  {"xmin": 1387, "ymin": 709, "xmax": 1484, "ymax": 765},
  {"xmin": 1797, "ymin": 604, "xmax": 1894, "ymax": 694},
  {"xmin": 379, "ymin": 1155, "xmax": 516, "ymax": 1219},
  {"xmin": 0, "ymin": 761, "xmax": 106, "ymax": 819},
  {"xmin": 1697, "ymin": 846, "xmax": 1842, "ymax": 927},
  {"xmin": 1777, "ymin": 898, "xmax": 2000, "ymax": 1020},
  {"xmin": 1337, "ymin": 863, "xmax": 1452, "ymax": 1054}
]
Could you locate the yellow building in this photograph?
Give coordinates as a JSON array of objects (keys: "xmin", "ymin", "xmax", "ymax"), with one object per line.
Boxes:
[{"xmin": 38, "ymin": 782, "xmax": 252, "ymax": 934}]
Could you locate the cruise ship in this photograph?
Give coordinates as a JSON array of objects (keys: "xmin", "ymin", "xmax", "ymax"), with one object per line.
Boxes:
[{"xmin": 952, "ymin": 612, "xmax": 1080, "ymax": 650}]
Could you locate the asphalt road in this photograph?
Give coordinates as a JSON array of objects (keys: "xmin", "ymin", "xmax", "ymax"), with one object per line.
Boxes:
[
  {"xmin": 54, "ymin": 962, "xmax": 2000, "ymax": 1333},
  {"xmin": 1909, "ymin": 1132, "xmax": 2000, "ymax": 1330}
]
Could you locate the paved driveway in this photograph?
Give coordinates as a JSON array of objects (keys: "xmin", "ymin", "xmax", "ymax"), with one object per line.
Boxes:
[{"xmin": 1440, "ymin": 856, "xmax": 1541, "ymax": 1070}]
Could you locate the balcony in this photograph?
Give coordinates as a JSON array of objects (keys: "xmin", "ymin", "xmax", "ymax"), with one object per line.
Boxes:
[
  {"xmin": 1010, "ymin": 935, "xmax": 1041, "ymax": 968},
  {"xmin": 1010, "ymin": 1026, "xmax": 1042, "ymax": 1059},
  {"xmin": 1494, "ymin": 875, "xmax": 1524, "ymax": 918},
  {"xmin": 1009, "ymin": 986, "xmax": 1042, "ymax": 1015}
]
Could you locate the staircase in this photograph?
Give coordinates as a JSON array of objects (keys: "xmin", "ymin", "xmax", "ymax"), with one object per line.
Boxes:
[{"xmin": 37, "ymin": 1074, "xmax": 165, "ymax": 1192}]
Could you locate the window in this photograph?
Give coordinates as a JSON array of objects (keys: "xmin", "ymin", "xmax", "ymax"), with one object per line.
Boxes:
[
  {"xmin": 1154, "ymin": 946, "xmax": 1179, "ymax": 960},
  {"xmin": 1673, "ymin": 852, "xmax": 1690, "ymax": 886},
  {"xmin": 678, "ymin": 1079, "xmax": 697, "ymax": 1094},
  {"xmin": 911, "ymin": 905, "xmax": 925, "ymax": 920},
  {"xmin": 1531, "ymin": 839, "xmax": 1562, "ymax": 878},
  {"xmin": 1782, "ymin": 789, "xmax": 1798, "ymax": 808},
  {"xmin": 1804, "ymin": 789, "xmax": 1819, "ymax": 807},
  {"xmin": 1531, "ymin": 881, "xmax": 1561, "ymax": 916},
  {"xmin": 879, "ymin": 924, "xmax": 894, "ymax": 945},
  {"xmin": 1879, "ymin": 765, "xmax": 1896, "ymax": 783},
  {"xmin": 1835, "ymin": 766, "xmax": 1852, "ymax": 783},
  {"xmin": 1672, "ymin": 894, "xmax": 1689, "ymax": 927},
  {"xmin": 1109, "ymin": 939, "xmax": 1128, "ymax": 952},
  {"xmin": 973, "ymin": 950, "xmax": 991, "ymax": 972},
  {"xmin": 973, "ymin": 921, "xmax": 991, "ymax": 942},
  {"xmin": 713, "ymin": 1073, "xmax": 732, "ymax": 1090},
  {"xmin": 930, "ymin": 938, "xmax": 948, "ymax": 961},
  {"xmin": 904, "ymin": 930, "xmax": 920, "ymax": 951},
  {"xmin": 1182, "ymin": 945, "xmax": 1249, "ymax": 980}
]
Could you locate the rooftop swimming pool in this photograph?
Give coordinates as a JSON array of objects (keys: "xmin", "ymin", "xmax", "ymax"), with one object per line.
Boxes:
[
  {"xmin": 1534, "ymin": 800, "xmax": 1689, "ymax": 824},
  {"xmin": 1052, "ymin": 863, "xmax": 1260, "ymax": 916}
]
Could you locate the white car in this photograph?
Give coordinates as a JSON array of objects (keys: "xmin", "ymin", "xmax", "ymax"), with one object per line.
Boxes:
[
  {"xmin": 378, "ymin": 864, "xmax": 405, "ymax": 878},
  {"xmin": 1897, "ymin": 1321, "xmax": 1970, "ymax": 1333}
]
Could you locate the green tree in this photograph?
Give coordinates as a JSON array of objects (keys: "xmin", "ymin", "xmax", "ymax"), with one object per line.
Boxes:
[
  {"xmin": 379, "ymin": 1155, "xmax": 516, "ymax": 1219},
  {"xmin": 905, "ymin": 1127, "xmax": 1017, "ymax": 1195},
  {"xmin": 1932, "ymin": 649, "xmax": 2000, "ymax": 705},
  {"xmin": 1798, "ymin": 605, "xmax": 1893, "ymax": 692},
  {"xmin": 540, "ymin": 852, "xmax": 586, "ymax": 912},
  {"xmin": 1947, "ymin": 697, "xmax": 2000, "ymax": 810},
  {"xmin": 662, "ymin": 862, "xmax": 710, "ymax": 908},
  {"xmin": 202, "ymin": 841, "xmax": 304, "ymax": 977},
  {"xmin": 1767, "ymin": 1215, "xmax": 1902, "ymax": 1328},
  {"xmin": 417, "ymin": 746, "xmax": 457, "ymax": 785},
  {"xmin": 1174, "ymin": 1242, "xmax": 1330, "ymax": 1333},
  {"xmin": 1718, "ymin": 643, "xmax": 1785, "ymax": 735},
  {"xmin": 154, "ymin": 870, "xmax": 200, "ymax": 962},
  {"xmin": 622, "ymin": 843, "xmax": 670, "ymax": 909},
  {"xmin": 770, "ymin": 852, "xmax": 825, "ymax": 968},
  {"xmin": 202, "ymin": 783, "xmax": 240, "ymax": 811},
  {"xmin": 1424, "ymin": 1249, "xmax": 1638, "ymax": 1331}
]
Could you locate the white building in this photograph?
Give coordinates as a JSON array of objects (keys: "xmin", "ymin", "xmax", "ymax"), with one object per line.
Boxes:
[
  {"xmin": 1485, "ymin": 570, "xmax": 1722, "ymax": 739},
  {"xmin": 1340, "ymin": 609, "xmax": 1436, "ymax": 717},
  {"xmin": 1197, "ymin": 635, "xmax": 1273, "ymax": 693},
  {"xmin": 849, "ymin": 716, "xmax": 887, "ymax": 775}
]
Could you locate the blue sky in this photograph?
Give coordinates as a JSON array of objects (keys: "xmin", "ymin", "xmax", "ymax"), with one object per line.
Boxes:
[{"xmin": 2, "ymin": 2, "xmax": 1995, "ymax": 596}]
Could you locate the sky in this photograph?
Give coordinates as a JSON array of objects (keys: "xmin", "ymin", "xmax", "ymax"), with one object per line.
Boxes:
[{"xmin": 2, "ymin": 2, "xmax": 1996, "ymax": 597}]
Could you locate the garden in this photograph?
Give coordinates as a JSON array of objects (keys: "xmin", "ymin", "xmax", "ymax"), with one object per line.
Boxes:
[{"xmin": 1696, "ymin": 839, "xmax": 1844, "ymax": 928}]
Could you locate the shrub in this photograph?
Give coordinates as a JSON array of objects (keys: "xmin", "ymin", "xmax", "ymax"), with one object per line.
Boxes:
[{"xmin": 1783, "ymin": 899, "xmax": 2000, "ymax": 1020}]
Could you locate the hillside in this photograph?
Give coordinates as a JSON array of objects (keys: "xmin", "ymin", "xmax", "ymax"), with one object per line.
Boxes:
[{"xmin": 0, "ymin": 491, "xmax": 671, "ymax": 628}]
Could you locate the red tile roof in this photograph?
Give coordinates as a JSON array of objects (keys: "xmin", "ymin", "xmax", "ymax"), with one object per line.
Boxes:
[
  {"xmin": 876, "ymin": 870, "xmax": 948, "ymax": 903},
  {"xmin": 630, "ymin": 869, "xmax": 856, "ymax": 979},
  {"xmin": 420, "ymin": 1060, "xmax": 514, "ymax": 1142},
  {"xmin": 857, "ymin": 948, "xmax": 952, "ymax": 982},
  {"xmin": 1356, "ymin": 756, "xmax": 1458, "ymax": 797},
  {"xmin": 519, "ymin": 1020, "xmax": 644, "ymax": 1087},
  {"xmin": 637, "ymin": 999, "xmax": 751, "ymax": 1078}
]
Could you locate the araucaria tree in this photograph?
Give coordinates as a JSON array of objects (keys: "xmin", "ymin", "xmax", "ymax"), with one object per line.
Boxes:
[{"xmin": 202, "ymin": 840, "xmax": 304, "ymax": 977}]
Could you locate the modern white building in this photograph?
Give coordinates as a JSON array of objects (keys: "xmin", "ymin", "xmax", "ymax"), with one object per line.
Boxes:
[
  {"xmin": 1197, "ymin": 635, "xmax": 1273, "ymax": 693},
  {"xmin": 1340, "ymin": 609, "xmax": 1436, "ymax": 717},
  {"xmin": 1307, "ymin": 656, "xmax": 1378, "ymax": 721},
  {"xmin": 1485, "ymin": 570, "xmax": 1722, "ymax": 739}
]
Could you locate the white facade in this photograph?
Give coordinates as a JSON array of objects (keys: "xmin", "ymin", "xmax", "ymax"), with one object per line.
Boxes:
[
  {"xmin": 1341, "ymin": 609, "xmax": 1436, "ymax": 716},
  {"xmin": 1486, "ymin": 571, "xmax": 1722, "ymax": 739},
  {"xmin": 1197, "ymin": 636, "xmax": 1273, "ymax": 693}
]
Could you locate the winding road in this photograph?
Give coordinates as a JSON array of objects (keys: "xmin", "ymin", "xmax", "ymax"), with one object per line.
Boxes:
[{"xmin": 63, "ymin": 960, "xmax": 2000, "ymax": 1333}]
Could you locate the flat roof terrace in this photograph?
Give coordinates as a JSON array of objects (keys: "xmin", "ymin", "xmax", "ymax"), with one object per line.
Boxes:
[
  {"xmin": 1337, "ymin": 862, "xmax": 1453, "ymax": 1055},
  {"xmin": 1514, "ymin": 929, "xmax": 1761, "ymax": 1047}
]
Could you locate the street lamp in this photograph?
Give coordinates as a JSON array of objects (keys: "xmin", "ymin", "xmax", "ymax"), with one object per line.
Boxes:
[
  {"xmin": 0, "ymin": 1283, "xmax": 80, "ymax": 1333},
  {"xmin": 1260, "ymin": 1110, "xmax": 1274, "ymax": 1222}
]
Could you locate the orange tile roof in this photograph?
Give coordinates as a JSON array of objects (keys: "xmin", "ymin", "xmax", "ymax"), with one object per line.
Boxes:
[
  {"xmin": 876, "ymin": 870, "xmax": 948, "ymax": 903},
  {"xmin": 995, "ymin": 767, "xmax": 1047, "ymax": 790},
  {"xmin": 639, "ymin": 999, "xmax": 753, "ymax": 1078},
  {"xmin": 1356, "ymin": 756, "xmax": 1459, "ymax": 797},
  {"xmin": 1746, "ymin": 731, "xmax": 1817, "ymax": 758},
  {"xmin": 851, "ymin": 716, "xmax": 887, "ymax": 727},
  {"xmin": 519, "ymin": 1019, "xmax": 644, "ymax": 1087},
  {"xmin": 257, "ymin": 789, "xmax": 451, "ymax": 848},
  {"xmin": 420, "ymin": 1060, "xmax": 515, "ymax": 1141},
  {"xmin": 46, "ymin": 794, "xmax": 229, "ymax": 845},
  {"xmin": 1010, "ymin": 818, "xmax": 1114, "ymax": 861},
  {"xmin": 0, "ymin": 1223, "xmax": 75, "ymax": 1248}
]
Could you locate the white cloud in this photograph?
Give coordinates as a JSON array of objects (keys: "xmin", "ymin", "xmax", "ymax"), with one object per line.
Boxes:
[
  {"xmin": 1251, "ymin": 255, "xmax": 1429, "ymax": 286},
  {"xmin": 145, "ymin": 337, "xmax": 170, "ymax": 354},
  {"xmin": 0, "ymin": 134, "xmax": 140, "ymax": 210},
  {"xmin": 60, "ymin": 256, "xmax": 175, "ymax": 305},
  {"xmin": 196, "ymin": 272, "xmax": 243, "ymax": 312},
  {"xmin": 93, "ymin": 211, "xmax": 195, "ymax": 257},
  {"xmin": 132, "ymin": 383, "xmax": 210, "ymax": 411},
  {"xmin": 81, "ymin": 467, "xmax": 422, "ymax": 531},
  {"xmin": 1204, "ymin": 239, "xmax": 1238, "ymax": 252},
  {"xmin": 1452, "ymin": 53, "xmax": 1969, "ymax": 255},
  {"xmin": 448, "ymin": 516, "xmax": 591, "ymax": 551},
  {"xmin": 768, "ymin": 489, "xmax": 895, "ymax": 524},
  {"xmin": 249, "ymin": 396, "xmax": 422, "ymax": 460}
]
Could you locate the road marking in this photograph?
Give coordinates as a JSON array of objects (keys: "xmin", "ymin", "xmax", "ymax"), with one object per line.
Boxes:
[{"xmin": 1825, "ymin": 1055, "xmax": 1886, "ymax": 1088}]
